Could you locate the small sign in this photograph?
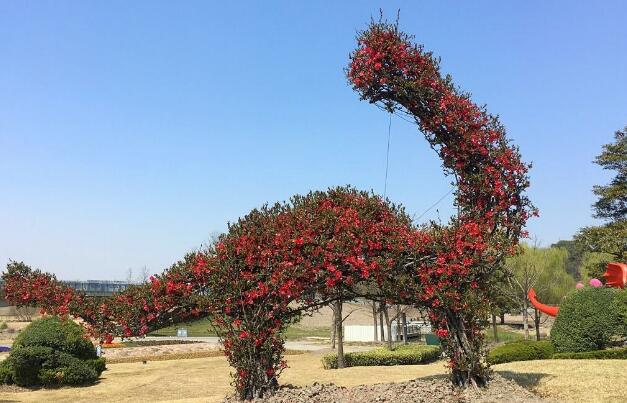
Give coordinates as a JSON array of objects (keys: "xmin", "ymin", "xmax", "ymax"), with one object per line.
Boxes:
[{"xmin": 177, "ymin": 328, "xmax": 188, "ymax": 337}]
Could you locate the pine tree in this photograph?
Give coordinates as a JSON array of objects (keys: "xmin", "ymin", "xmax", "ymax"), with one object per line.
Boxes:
[
  {"xmin": 575, "ymin": 126, "xmax": 627, "ymax": 279},
  {"xmin": 592, "ymin": 127, "xmax": 626, "ymax": 221}
]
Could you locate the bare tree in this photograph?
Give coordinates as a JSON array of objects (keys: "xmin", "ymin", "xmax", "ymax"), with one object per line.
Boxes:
[
  {"xmin": 136, "ymin": 266, "xmax": 150, "ymax": 283},
  {"xmin": 126, "ymin": 267, "xmax": 134, "ymax": 284},
  {"xmin": 379, "ymin": 303, "xmax": 412, "ymax": 349},
  {"xmin": 504, "ymin": 242, "xmax": 574, "ymax": 340}
]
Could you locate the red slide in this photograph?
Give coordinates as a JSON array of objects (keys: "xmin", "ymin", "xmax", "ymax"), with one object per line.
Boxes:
[
  {"xmin": 527, "ymin": 288, "xmax": 559, "ymax": 317},
  {"xmin": 528, "ymin": 262, "xmax": 626, "ymax": 318},
  {"xmin": 603, "ymin": 262, "xmax": 627, "ymax": 289}
]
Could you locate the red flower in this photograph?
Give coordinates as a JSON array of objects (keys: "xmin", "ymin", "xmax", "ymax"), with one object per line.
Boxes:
[{"xmin": 436, "ymin": 329, "xmax": 448, "ymax": 338}]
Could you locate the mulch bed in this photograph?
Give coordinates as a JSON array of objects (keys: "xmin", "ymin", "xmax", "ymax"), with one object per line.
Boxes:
[{"xmin": 224, "ymin": 374, "xmax": 544, "ymax": 402}]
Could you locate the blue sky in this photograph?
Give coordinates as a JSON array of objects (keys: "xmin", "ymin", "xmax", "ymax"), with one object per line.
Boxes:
[{"xmin": 1, "ymin": 1, "xmax": 626, "ymax": 280}]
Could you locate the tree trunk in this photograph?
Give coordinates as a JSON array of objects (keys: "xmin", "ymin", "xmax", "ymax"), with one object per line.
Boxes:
[
  {"xmin": 383, "ymin": 304, "xmax": 393, "ymax": 350},
  {"xmin": 379, "ymin": 304, "xmax": 385, "ymax": 342},
  {"xmin": 445, "ymin": 310, "xmax": 489, "ymax": 388},
  {"xmin": 499, "ymin": 312, "xmax": 505, "ymax": 325},
  {"xmin": 395, "ymin": 305, "xmax": 402, "ymax": 341},
  {"xmin": 401, "ymin": 312, "xmax": 408, "ymax": 344},
  {"xmin": 331, "ymin": 306, "xmax": 337, "ymax": 349},
  {"xmin": 522, "ymin": 300, "xmax": 529, "ymax": 340},
  {"xmin": 372, "ymin": 301, "xmax": 378, "ymax": 342},
  {"xmin": 334, "ymin": 300, "xmax": 345, "ymax": 368},
  {"xmin": 534, "ymin": 308, "xmax": 541, "ymax": 341},
  {"xmin": 491, "ymin": 312, "xmax": 498, "ymax": 343}
]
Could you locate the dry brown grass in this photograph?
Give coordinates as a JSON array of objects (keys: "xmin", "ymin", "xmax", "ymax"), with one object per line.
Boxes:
[
  {"xmin": 0, "ymin": 354, "xmax": 623, "ymax": 402},
  {"xmin": 0, "ymin": 353, "xmax": 448, "ymax": 402},
  {"xmin": 494, "ymin": 359, "xmax": 627, "ymax": 403},
  {"xmin": 107, "ymin": 349, "xmax": 306, "ymax": 364}
]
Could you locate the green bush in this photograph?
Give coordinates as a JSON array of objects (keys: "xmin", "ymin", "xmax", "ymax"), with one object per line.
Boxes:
[
  {"xmin": 322, "ymin": 344, "xmax": 440, "ymax": 369},
  {"xmin": 551, "ymin": 287, "xmax": 622, "ymax": 353},
  {"xmin": 552, "ymin": 347, "xmax": 627, "ymax": 360},
  {"xmin": 13, "ymin": 316, "xmax": 96, "ymax": 360},
  {"xmin": 1, "ymin": 316, "xmax": 104, "ymax": 387},
  {"xmin": 487, "ymin": 340, "xmax": 554, "ymax": 365},
  {"xmin": 86, "ymin": 358, "xmax": 107, "ymax": 376},
  {"xmin": 613, "ymin": 289, "xmax": 627, "ymax": 338},
  {"xmin": 7, "ymin": 346, "xmax": 56, "ymax": 386},
  {"xmin": 38, "ymin": 360, "xmax": 98, "ymax": 386},
  {"xmin": 0, "ymin": 359, "xmax": 14, "ymax": 384}
]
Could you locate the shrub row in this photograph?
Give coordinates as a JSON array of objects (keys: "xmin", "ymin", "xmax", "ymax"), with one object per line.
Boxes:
[
  {"xmin": 487, "ymin": 340, "xmax": 554, "ymax": 365},
  {"xmin": 488, "ymin": 341, "xmax": 627, "ymax": 364},
  {"xmin": 552, "ymin": 347, "xmax": 627, "ymax": 360},
  {"xmin": 322, "ymin": 344, "xmax": 441, "ymax": 369}
]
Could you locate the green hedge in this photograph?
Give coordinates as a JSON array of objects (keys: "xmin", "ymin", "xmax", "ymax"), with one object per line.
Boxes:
[
  {"xmin": 322, "ymin": 344, "xmax": 441, "ymax": 369},
  {"xmin": 487, "ymin": 340, "xmax": 554, "ymax": 365},
  {"xmin": 552, "ymin": 347, "xmax": 627, "ymax": 360},
  {"xmin": 551, "ymin": 287, "xmax": 623, "ymax": 353}
]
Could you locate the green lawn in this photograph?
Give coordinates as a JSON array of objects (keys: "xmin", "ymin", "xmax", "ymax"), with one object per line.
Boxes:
[
  {"xmin": 484, "ymin": 327, "xmax": 525, "ymax": 344},
  {"xmin": 149, "ymin": 317, "xmax": 330, "ymax": 341}
]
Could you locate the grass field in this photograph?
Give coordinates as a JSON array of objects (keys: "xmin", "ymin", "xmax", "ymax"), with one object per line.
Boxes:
[
  {"xmin": 0, "ymin": 353, "xmax": 624, "ymax": 402},
  {"xmin": 484, "ymin": 327, "xmax": 525, "ymax": 344},
  {"xmin": 149, "ymin": 317, "xmax": 330, "ymax": 340}
]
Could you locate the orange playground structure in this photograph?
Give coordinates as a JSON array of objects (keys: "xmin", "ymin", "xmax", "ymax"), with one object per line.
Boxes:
[{"xmin": 528, "ymin": 262, "xmax": 626, "ymax": 317}]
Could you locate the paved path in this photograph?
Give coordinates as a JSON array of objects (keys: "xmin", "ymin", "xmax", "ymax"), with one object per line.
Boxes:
[{"xmin": 139, "ymin": 336, "xmax": 374, "ymax": 352}]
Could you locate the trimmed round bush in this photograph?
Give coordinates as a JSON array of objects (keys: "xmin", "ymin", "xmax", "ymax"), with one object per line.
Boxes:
[
  {"xmin": 13, "ymin": 316, "xmax": 96, "ymax": 360},
  {"xmin": 7, "ymin": 346, "xmax": 55, "ymax": 386},
  {"xmin": 1, "ymin": 316, "xmax": 104, "ymax": 387},
  {"xmin": 487, "ymin": 340, "xmax": 554, "ymax": 365},
  {"xmin": 551, "ymin": 287, "xmax": 622, "ymax": 353},
  {"xmin": 322, "ymin": 344, "xmax": 441, "ymax": 369}
]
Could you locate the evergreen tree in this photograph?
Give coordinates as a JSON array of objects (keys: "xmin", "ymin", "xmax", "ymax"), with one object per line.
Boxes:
[{"xmin": 575, "ymin": 127, "xmax": 627, "ymax": 278}]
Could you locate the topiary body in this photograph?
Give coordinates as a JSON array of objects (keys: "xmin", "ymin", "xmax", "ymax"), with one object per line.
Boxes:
[
  {"xmin": 1, "ymin": 316, "xmax": 105, "ymax": 387},
  {"xmin": 551, "ymin": 287, "xmax": 623, "ymax": 353},
  {"xmin": 13, "ymin": 316, "xmax": 96, "ymax": 360}
]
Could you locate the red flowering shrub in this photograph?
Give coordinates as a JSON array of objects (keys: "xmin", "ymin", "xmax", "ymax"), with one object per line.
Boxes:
[
  {"xmin": 2, "ymin": 20, "xmax": 534, "ymax": 399},
  {"xmin": 347, "ymin": 20, "xmax": 534, "ymax": 386},
  {"xmin": 203, "ymin": 187, "xmax": 413, "ymax": 398},
  {"xmin": 3, "ymin": 258, "xmax": 205, "ymax": 344},
  {"xmin": 3, "ymin": 187, "xmax": 414, "ymax": 399}
]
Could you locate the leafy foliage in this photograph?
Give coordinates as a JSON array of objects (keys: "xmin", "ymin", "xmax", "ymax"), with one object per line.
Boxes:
[
  {"xmin": 551, "ymin": 240, "xmax": 584, "ymax": 280},
  {"xmin": 580, "ymin": 251, "xmax": 616, "ymax": 281},
  {"xmin": 0, "ymin": 317, "xmax": 104, "ymax": 387},
  {"xmin": 552, "ymin": 347, "xmax": 627, "ymax": 359},
  {"xmin": 486, "ymin": 340, "xmax": 554, "ymax": 365},
  {"xmin": 321, "ymin": 344, "xmax": 441, "ymax": 369},
  {"xmin": 13, "ymin": 316, "xmax": 96, "ymax": 360},
  {"xmin": 505, "ymin": 245, "xmax": 574, "ymax": 306},
  {"xmin": 575, "ymin": 126, "xmax": 626, "ymax": 278},
  {"xmin": 551, "ymin": 287, "xmax": 623, "ymax": 353},
  {"xmin": 591, "ymin": 127, "xmax": 626, "ymax": 222}
]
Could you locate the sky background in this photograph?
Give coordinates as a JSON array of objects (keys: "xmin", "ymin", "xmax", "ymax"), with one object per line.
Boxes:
[{"xmin": 1, "ymin": 1, "xmax": 626, "ymax": 280}]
